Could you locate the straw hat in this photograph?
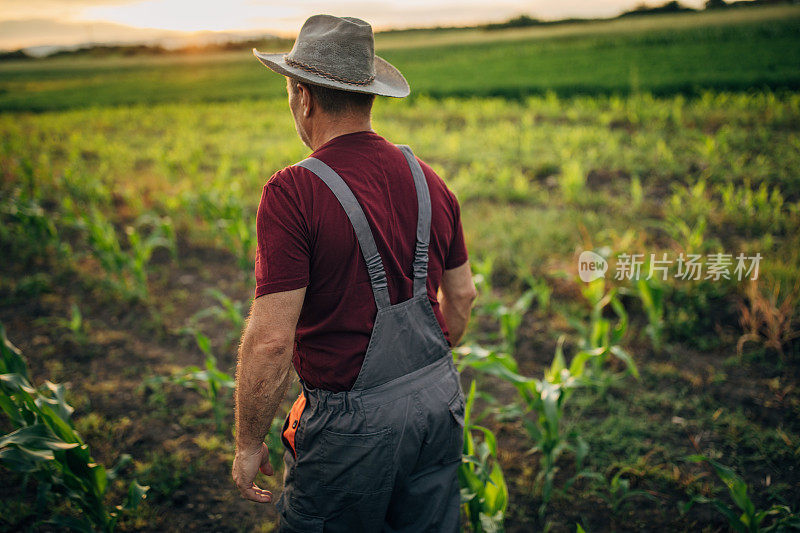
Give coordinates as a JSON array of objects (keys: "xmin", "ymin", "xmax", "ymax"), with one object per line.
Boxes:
[{"xmin": 253, "ymin": 14, "xmax": 410, "ymax": 98}]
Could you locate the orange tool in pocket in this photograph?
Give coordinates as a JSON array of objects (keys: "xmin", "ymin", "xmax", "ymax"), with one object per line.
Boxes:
[{"xmin": 281, "ymin": 392, "xmax": 306, "ymax": 459}]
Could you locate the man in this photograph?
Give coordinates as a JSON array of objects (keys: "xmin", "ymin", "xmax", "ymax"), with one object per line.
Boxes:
[{"xmin": 231, "ymin": 14, "xmax": 477, "ymax": 532}]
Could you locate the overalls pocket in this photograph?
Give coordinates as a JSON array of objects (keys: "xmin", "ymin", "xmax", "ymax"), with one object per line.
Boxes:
[
  {"xmin": 281, "ymin": 392, "xmax": 306, "ymax": 459},
  {"xmin": 318, "ymin": 427, "xmax": 394, "ymax": 493},
  {"xmin": 278, "ymin": 501, "xmax": 324, "ymax": 533},
  {"xmin": 445, "ymin": 389, "xmax": 466, "ymax": 464}
]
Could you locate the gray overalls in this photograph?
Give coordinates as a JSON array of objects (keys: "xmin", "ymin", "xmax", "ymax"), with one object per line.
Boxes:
[{"xmin": 275, "ymin": 145, "xmax": 466, "ymax": 532}]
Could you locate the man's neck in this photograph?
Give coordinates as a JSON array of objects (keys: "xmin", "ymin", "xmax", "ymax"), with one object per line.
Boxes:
[{"xmin": 308, "ymin": 116, "xmax": 373, "ymax": 151}]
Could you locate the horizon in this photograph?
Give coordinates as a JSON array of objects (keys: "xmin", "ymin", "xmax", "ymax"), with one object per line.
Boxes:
[{"xmin": 1, "ymin": 0, "xmax": 715, "ymax": 52}]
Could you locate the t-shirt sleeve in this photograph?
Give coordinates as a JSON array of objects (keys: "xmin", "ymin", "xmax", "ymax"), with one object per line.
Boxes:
[
  {"xmin": 254, "ymin": 172, "xmax": 311, "ymax": 298},
  {"xmin": 444, "ymin": 190, "xmax": 469, "ymax": 270}
]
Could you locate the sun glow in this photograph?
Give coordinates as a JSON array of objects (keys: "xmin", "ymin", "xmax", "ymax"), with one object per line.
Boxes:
[{"xmin": 80, "ymin": 0, "xmax": 302, "ymax": 33}]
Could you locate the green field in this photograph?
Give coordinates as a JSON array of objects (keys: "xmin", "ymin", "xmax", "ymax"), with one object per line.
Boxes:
[
  {"xmin": 1, "ymin": 4, "xmax": 800, "ymax": 111},
  {"xmin": 1, "ymin": 5, "xmax": 800, "ymax": 533}
]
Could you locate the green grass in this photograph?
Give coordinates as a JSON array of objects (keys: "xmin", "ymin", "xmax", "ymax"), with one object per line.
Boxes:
[{"xmin": 1, "ymin": 5, "xmax": 799, "ymax": 112}]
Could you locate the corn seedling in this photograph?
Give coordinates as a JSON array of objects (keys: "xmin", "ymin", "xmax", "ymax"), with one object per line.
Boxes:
[
  {"xmin": 187, "ymin": 188, "xmax": 256, "ymax": 270},
  {"xmin": 683, "ymin": 455, "xmax": 800, "ymax": 532},
  {"xmin": 471, "ymin": 255, "xmax": 496, "ymax": 298},
  {"xmin": 125, "ymin": 212, "xmax": 177, "ymax": 286},
  {"xmin": 521, "ymin": 337, "xmax": 598, "ymax": 518},
  {"xmin": 181, "ymin": 289, "xmax": 247, "ymax": 354},
  {"xmin": 459, "ymin": 380, "xmax": 509, "ymax": 533},
  {"xmin": 635, "ymin": 275, "xmax": 666, "ymax": 353},
  {"xmin": 145, "ymin": 331, "xmax": 234, "ymax": 434},
  {"xmin": 522, "ymin": 274, "xmax": 552, "ymax": 314},
  {"xmin": 73, "ymin": 208, "xmax": 175, "ymax": 300},
  {"xmin": 33, "ymin": 303, "xmax": 89, "ymax": 345},
  {"xmin": 717, "ymin": 180, "xmax": 787, "ymax": 235},
  {"xmin": 659, "ymin": 214, "xmax": 718, "ymax": 255},
  {"xmin": 0, "ymin": 323, "xmax": 148, "ymax": 532},
  {"xmin": 630, "ymin": 174, "xmax": 644, "ymax": 209},
  {"xmin": 0, "ymin": 192, "xmax": 64, "ymax": 266},
  {"xmin": 559, "ymin": 160, "xmax": 586, "ymax": 204},
  {"xmin": 266, "ymin": 414, "xmax": 287, "ymax": 472},
  {"xmin": 573, "ymin": 278, "xmax": 639, "ymax": 386},
  {"xmin": 495, "ymin": 289, "xmax": 535, "ymax": 354},
  {"xmin": 455, "ymin": 337, "xmax": 600, "ymax": 519},
  {"xmin": 595, "ymin": 466, "xmax": 657, "ymax": 516}
]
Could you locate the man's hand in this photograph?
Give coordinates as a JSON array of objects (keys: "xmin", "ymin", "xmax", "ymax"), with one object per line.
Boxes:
[
  {"xmin": 233, "ymin": 287, "xmax": 305, "ymax": 503},
  {"xmin": 232, "ymin": 442, "xmax": 274, "ymax": 503}
]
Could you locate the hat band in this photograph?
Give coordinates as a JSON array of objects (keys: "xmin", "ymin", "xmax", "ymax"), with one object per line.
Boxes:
[{"xmin": 284, "ymin": 55, "xmax": 375, "ymax": 86}]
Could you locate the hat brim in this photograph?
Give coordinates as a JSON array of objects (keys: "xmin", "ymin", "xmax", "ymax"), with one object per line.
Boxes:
[{"xmin": 252, "ymin": 48, "xmax": 410, "ymax": 98}]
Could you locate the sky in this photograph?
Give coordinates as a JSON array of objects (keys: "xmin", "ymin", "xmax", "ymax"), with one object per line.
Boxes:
[{"xmin": 2, "ymin": 0, "xmax": 711, "ymax": 51}]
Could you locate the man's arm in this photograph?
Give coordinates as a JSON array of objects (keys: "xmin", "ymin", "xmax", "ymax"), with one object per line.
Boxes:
[
  {"xmin": 438, "ymin": 261, "xmax": 477, "ymax": 346},
  {"xmin": 232, "ymin": 286, "xmax": 306, "ymax": 503}
]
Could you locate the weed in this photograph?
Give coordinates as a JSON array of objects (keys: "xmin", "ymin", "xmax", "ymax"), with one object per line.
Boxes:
[{"xmin": 737, "ymin": 278, "xmax": 800, "ymax": 362}]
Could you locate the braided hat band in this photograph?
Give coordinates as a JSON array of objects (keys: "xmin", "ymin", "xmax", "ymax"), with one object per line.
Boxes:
[{"xmin": 284, "ymin": 56, "xmax": 376, "ymax": 86}]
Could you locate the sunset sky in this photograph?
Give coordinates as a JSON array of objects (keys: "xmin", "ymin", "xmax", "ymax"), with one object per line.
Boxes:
[{"xmin": 2, "ymin": 0, "xmax": 712, "ymax": 51}]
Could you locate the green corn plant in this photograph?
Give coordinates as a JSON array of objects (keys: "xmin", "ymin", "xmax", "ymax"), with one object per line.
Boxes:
[
  {"xmin": 596, "ymin": 466, "xmax": 657, "ymax": 516},
  {"xmin": 634, "ymin": 275, "xmax": 666, "ymax": 353},
  {"xmin": 266, "ymin": 412, "xmax": 288, "ymax": 472},
  {"xmin": 494, "ymin": 289, "xmax": 535, "ymax": 354},
  {"xmin": 0, "ymin": 191, "xmax": 66, "ymax": 266},
  {"xmin": 519, "ymin": 337, "xmax": 599, "ymax": 518},
  {"xmin": 0, "ymin": 323, "xmax": 148, "ymax": 532},
  {"xmin": 181, "ymin": 289, "xmax": 246, "ymax": 354},
  {"xmin": 683, "ymin": 455, "xmax": 800, "ymax": 532},
  {"xmin": 469, "ymin": 263, "xmax": 540, "ymax": 354},
  {"xmin": 145, "ymin": 331, "xmax": 234, "ymax": 434},
  {"xmin": 125, "ymin": 212, "xmax": 177, "ymax": 288},
  {"xmin": 455, "ymin": 338, "xmax": 599, "ymax": 519},
  {"xmin": 559, "ymin": 160, "xmax": 586, "ymax": 204},
  {"xmin": 522, "ymin": 274, "xmax": 551, "ymax": 314},
  {"xmin": 717, "ymin": 180, "xmax": 786, "ymax": 234},
  {"xmin": 34, "ymin": 303, "xmax": 89, "ymax": 345},
  {"xmin": 187, "ymin": 188, "xmax": 255, "ymax": 270},
  {"xmin": 459, "ymin": 380, "xmax": 508, "ymax": 533},
  {"xmin": 471, "ymin": 255, "xmax": 496, "ymax": 299},
  {"xmin": 453, "ymin": 344, "xmax": 529, "ymax": 390},
  {"xmin": 658, "ymin": 214, "xmax": 720, "ymax": 255},
  {"xmin": 82, "ymin": 207, "xmax": 130, "ymax": 289},
  {"xmin": 73, "ymin": 208, "xmax": 175, "ymax": 300},
  {"xmin": 572, "ymin": 277, "xmax": 639, "ymax": 385}
]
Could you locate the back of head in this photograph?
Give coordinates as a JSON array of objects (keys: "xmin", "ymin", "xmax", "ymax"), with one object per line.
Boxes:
[{"xmin": 288, "ymin": 78, "xmax": 375, "ymax": 117}]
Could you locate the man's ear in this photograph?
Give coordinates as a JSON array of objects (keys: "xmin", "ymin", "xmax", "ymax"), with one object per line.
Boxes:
[{"xmin": 298, "ymin": 82, "xmax": 313, "ymax": 118}]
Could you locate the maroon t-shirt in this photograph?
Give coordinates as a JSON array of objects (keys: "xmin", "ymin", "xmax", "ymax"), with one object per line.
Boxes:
[{"xmin": 254, "ymin": 130, "xmax": 468, "ymax": 392}]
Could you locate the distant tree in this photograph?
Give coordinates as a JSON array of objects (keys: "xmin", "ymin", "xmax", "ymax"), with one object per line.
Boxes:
[
  {"xmin": 0, "ymin": 50, "xmax": 30, "ymax": 61},
  {"xmin": 482, "ymin": 14, "xmax": 543, "ymax": 30},
  {"xmin": 620, "ymin": 0, "xmax": 695, "ymax": 16},
  {"xmin": 705, "ymin": 0, "xmax": 729, "ymax": 8}
]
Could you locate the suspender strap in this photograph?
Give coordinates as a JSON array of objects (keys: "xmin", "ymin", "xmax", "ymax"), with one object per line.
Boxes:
[
  {"xmin": 397, "ymin": 145, "xmax": 431, "ymax": 297},
  {"xmin": 296, "ymin": 157, "xmax": 391, "ymax": 309},
  {"xmin": 294, "ymin": 144, "xmax": 431, "ymax": 307}
]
